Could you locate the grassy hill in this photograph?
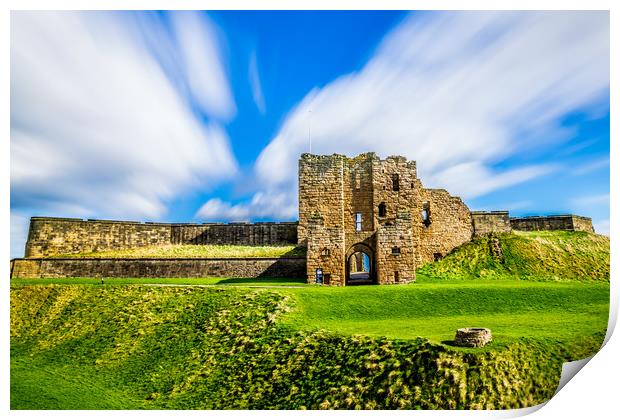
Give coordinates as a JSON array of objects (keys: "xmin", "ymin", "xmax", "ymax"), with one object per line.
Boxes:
[
  {"xmin": 11, "ymin": 284, "xmax": 593, "ymax": 410},
  {"xmin": 417, "ymin": 231, "xmax": 610, "ymax": 281},
  {"xmin": 52, "ymin": 244, "xmax": 306, "ymax": 259}
]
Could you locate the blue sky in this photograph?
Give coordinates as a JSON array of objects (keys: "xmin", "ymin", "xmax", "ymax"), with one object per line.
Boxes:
[{"xmin": 10, "ymin": 10, "xmax": 610, "ymax": 257}]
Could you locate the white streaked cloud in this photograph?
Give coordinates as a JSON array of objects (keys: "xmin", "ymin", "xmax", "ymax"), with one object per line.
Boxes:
[
  {"xmin": 570, "ymin": 194, "xmax": 610, "ymax": 207},
  {"xmin": 203, "ymin": 11, "xmax": 608, "ymax": 221},
  {"xmin": 11, "ymin": 11, "xmax": 238, "ymax": 223},
  {"xmin": 426, "ymin": 162, "xmax": 558, "ymax": 200},
  {"xmin": 197, "ymin": 190, "xmax": 297, "ymax": 222},
  {"xmin": 249, "ymin": 51, "xmax": 266, "ymax": 114},
  {"xmin": 571, "ymin": 157, "xmax": 610, "ymax": 176},
  {"xmin": 169, "ymin": 11, "xmax": 236, "ymax": 121}
]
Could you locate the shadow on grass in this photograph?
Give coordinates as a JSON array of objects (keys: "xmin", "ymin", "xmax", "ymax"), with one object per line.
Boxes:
[{"xmin": 280, "ymin": 245, "xmax": 307, "ymax": 258}]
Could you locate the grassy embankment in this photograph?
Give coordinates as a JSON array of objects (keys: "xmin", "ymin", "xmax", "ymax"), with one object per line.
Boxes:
[
  {"xmin": 52, "ymin": 244, "xmax": 307, "ymax": 259},
  {"xmin": 10, "ymin": 231, "xmax": 610, "ymax": 409},
  {"xmin": 417, "ymin": 230, "xmax": 609, "ymax": 281},
  {"xmin": 11, "ymin": 285, "xmax": 587, "ymax": 409}
]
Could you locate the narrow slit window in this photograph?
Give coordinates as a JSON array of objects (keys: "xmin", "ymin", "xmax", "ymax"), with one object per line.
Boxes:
[
  {"xmin": 392, "ymin": 173, "xmax": 400, "ymax": 191},
  {"xmin": 422, "ymin": 202, "xmax": 431, "ymax": 227},
  {"xmin": 378, "ymin": 202, "xmax": 387, "ymax": 217},
  {"xmin": 355, "ymin": 212, "xmax": 362, "ymax": 231},
  {"xmin": 394, "ymin": 271, "xmax": 400, "ymax": 283}
]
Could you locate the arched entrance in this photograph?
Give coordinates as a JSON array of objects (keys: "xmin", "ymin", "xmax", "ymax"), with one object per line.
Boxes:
[{"xmin": 346, "ymin": 243, "xmax": 375, "ymax": 285}]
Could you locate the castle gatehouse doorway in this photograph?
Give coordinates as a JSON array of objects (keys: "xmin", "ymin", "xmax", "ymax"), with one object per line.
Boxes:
[{"xmin": 346, "ymin": 243, "xmax": 375, "ymax": 285}]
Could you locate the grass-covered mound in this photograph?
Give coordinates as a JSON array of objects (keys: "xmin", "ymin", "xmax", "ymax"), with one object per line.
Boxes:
[
  {"xmin": 11, "ymin": 285, "xmax": 575, "ymax": 410},
  {"xmin": 52, "ymin": 244, "xmax": 306, "ymax": 259},
  {"xmin": 281, "ymin": 278, "xmax": 608, "ymax": 350},
  {"xmin": 417, "ymin": 231, "xmax": 609, "ymax": 281}
]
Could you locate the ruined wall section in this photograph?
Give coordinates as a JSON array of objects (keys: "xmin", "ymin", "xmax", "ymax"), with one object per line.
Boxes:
[
  {"xmin": 298, "ymin": 154, "xmax": 345, "ymax": 245},
  {"xmin": 372, "ymin": 156, "xmax": 421, "ymax": 274},
  {"xmin": 171, "ymin": 223, "xmax": 297, "ymax": 245},
  {"xmin": 306, "ymin": 220, "xmax": 346, "ymax": 285},
  {"xmin": 371, "ymin": 156, "xmax": 419, "ymax": 231},
  {"xmin": 24, "ymin": 217, "xmax": 298, "ymax": 258},
  {"xmin": 343, "ymin": 153, "xmax": 376, "ymax": 234},
  {"xmin": 416, "ymin": 189, "xmax": 473, "ymax": 265},
  {"xmin": 510, "ymin": 215, "xmax": 594, "ymax": 233},
  {"xmin": 376, "ymin": 213, "xmax": 415, "ymax": 285},
  {"xmin": 25, "ymin": 218, "xmax": 172, "ymax": 258},
  {"xmin": 299, "ymin": 154, "xmax": 346, "ymax": 284},
  {"xmin": 571, "ymin": 216, "xmax": 595, "ymax": 233},
  {"xmin": 471, "ymin": 211, "xmax": 511, "ymax": 237}
]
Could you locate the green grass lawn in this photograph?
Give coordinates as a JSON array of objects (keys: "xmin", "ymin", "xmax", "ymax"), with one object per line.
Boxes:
[
  {"xmin": 11, "ymin": 354, "xmax": 147, "ymax": 409},
  {"xmin": 51, "ymin": 244, "xmax": 307, "ymax": 259},
  {"xmin": 11, "ymin": 284, "xmax": 589, "ymax": 409},
  {"xmin": 278, "ymin": 276, "xmax": 608, "ymax": 356},
  {"xmin": 11, "ymin": 275, "xmax": 609, "ymax": 355}
]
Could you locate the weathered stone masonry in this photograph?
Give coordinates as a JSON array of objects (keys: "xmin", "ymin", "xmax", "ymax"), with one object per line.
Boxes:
[
  {"xmin": 25, "ymin": 217, "xmax": 298, "ymax": 258},
  {"xmin": 11, "ymin": 257, "xmax": 306, "ymax": 279},
  {"xmin": 299, "ymin": 153, "xmax": 472, "ymax": 286}
]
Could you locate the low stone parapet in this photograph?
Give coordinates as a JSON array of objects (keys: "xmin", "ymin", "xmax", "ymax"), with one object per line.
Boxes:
[{"xmin": 10, "ymin": 257, "xmax": 306, "ymax": 279}]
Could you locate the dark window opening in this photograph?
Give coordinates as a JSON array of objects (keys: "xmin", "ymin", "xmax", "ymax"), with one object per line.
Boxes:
[
  {"xmin": 378, "ymin": 202, "xmax": 387, "ymax": 217},
  {"xmin": 355, "ymin": 212, "xmax": 362, "ymax": 231},
  {"xmin": 323, "ymin": 274, "xmax": 331, "ymax": 285},
  {"xmin": 411, "ymin": 183, "xmax": 414, "ymax": 189},
  {"xmin": 392, "ymin": 246, "xmax": 401, "ymax": 255},
  {"xmin": 434, "ymin": 253, "xmax": 443, "ymax": 262},
  {"xmin": 394, "ymin": 271, "xmax": 400, "ymax": 283},
  {"xmin": 422, "ymin": 202, "xmax": 431, "ymax": 227},
  {"xmin": 392, "ymin": 174, "xmax": 400, "ymax": 191}
]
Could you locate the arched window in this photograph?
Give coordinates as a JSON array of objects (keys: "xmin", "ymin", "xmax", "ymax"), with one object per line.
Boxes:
[{"xmin": 378, "ymin": 202, "xmax": 387, "ymax": 217}]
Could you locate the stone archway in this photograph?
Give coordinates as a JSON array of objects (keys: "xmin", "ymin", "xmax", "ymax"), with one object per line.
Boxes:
[{"xmin": 345, "ymin": 243, "xmax": 375, "ymax": 285}]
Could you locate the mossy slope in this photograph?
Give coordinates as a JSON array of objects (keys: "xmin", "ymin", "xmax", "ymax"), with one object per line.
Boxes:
[
  {"xmin": 417, "ymin": 231, "xmax": 609, "ymax": 281},
  {"xmin": 12, "ymin": 285, "xmax": 566, "ymax": 409}
]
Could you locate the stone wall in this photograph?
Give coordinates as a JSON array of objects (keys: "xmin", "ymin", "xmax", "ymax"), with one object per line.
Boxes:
[
  {"xmin": 471, "ymin": 211, "xmax": 512, "ymax": 237},
  {"xmin": 376, "ymin": 213, "xmax": 415, "ymax": 284},
  {"xmin": 24, "ymin": 217, "xmax": 298, "ymax": 258},
  {"xmin": 510, "ymin": 215, "xmax": 594, "ymax": 233},
  {"xmin": 417, "ymin": 189, "xmax": 473, "ymax": 264},
  {"xmin": 299, "ymin": 154, "xmax": 347, "ymax": 284},
  {"xmin": 10, "ymin": 257, "xmax": 306, "ymax": 279},
  {"xmin": 571, "ymin": 216, "xmax": 596, "ymax": 233},
  {"xmin": 306, "ymin": 218, "xmax": 346, "ymax": 286},
  {"xmin": 171, "ymin": 223, "xmax": 298, "ymax": 245}
]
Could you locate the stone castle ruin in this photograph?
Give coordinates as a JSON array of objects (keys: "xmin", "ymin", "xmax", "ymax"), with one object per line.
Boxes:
[{"xmin": 11, "ymin": 152, "xmax": 594, "ymax": 283}]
